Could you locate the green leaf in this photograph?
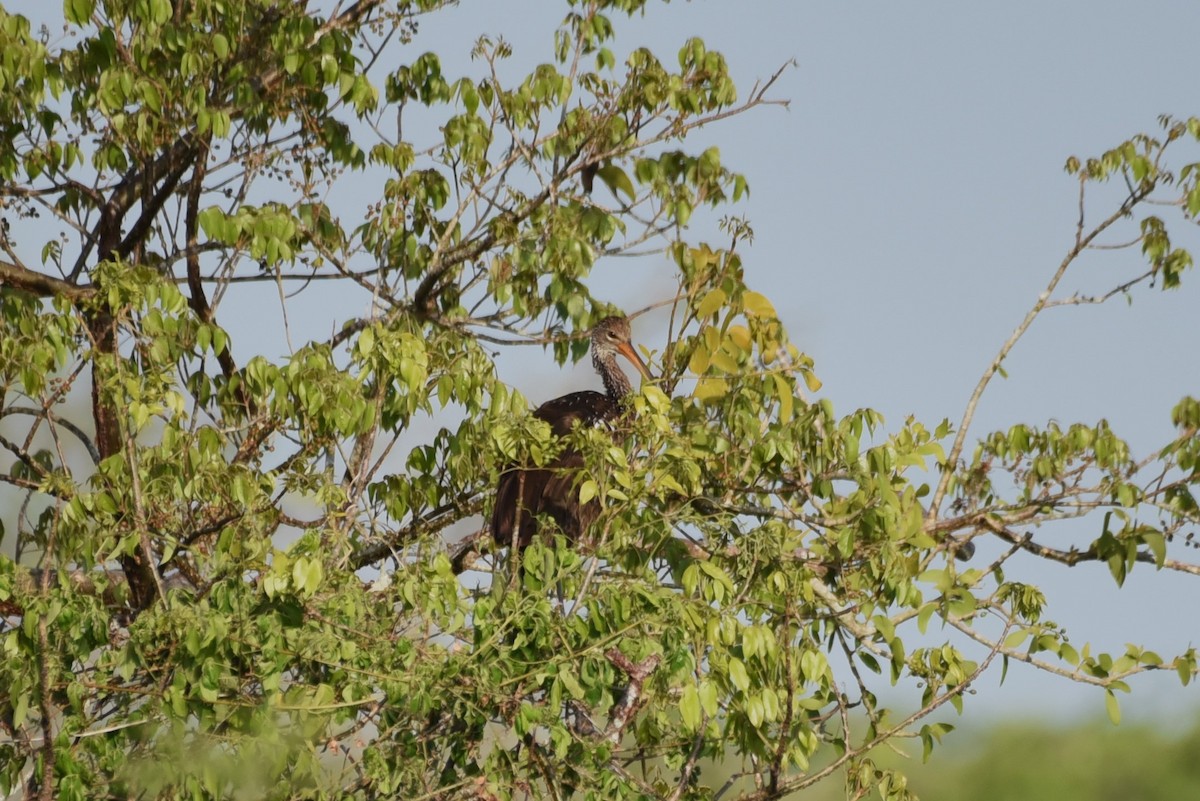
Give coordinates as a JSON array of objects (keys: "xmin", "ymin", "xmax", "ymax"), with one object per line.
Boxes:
[
  {"xmin": 679, "ymin": 685, "xmax": 702, "ymax": 731},
  {"xmin": 709, "ymin": 347, "xmax": 738, "ymax": 373},
  {"xmin": 916, "ymin": 602, "xmax": 935, "ymax": 634},
  {"xmin": 698, "ymin": 560, "xmax": 735, "ymax": 599},
  {"xmin": 359, "ymin": 326, "xmax": 376, "ymax": 357},
  {"xmin": 1003, "ymin": 628, "xmax": 1030, "ymax": 650},
  {"xmin": 558, "ymin": 669, "xmax": 584, "ymax": 700},
  {"xmin": 148, "ymin": 0, "xmax": 170, "ymax": 24},
  {"xmin": 293, "ymin": 557, "xmax": 324, "ymax": 596},
  {"xmin": 141, "ymin": 82, "xmax": 162, "ymax": 113},
  {"xmin": 1105, "ymin": 689, "xmax": 1121, "ymax": 725},
  {"xmin": 728, "ymin": 657, "xmax": 750, "ymax": 692},
  {"xmin": 65, "ymin": 0, "xmax": 95, "ymax": 25},
  {"xmin": 1173, "ymin": 651, "xmax": 1196, "ymax": 686},
  {"xmin": 12, "ymin": 690, "xmax": 28, "ymax": 728},
  {"xmin": 746, "ymin": 694, "xmax": 764, "ymax": 727},
  {"xmin": 595, "ymin": 164, "xmax": 636, "ymax": 203},
  {"xmin": 212, "ymin": 33, "xmax": 230, "ymax": 61},
  {"xmin": 699, "ymin": 680, "xmax": 720, "ymax": 716},
  {"xmin": 1142, "ymin": 531, "xmax": 1166, "ymax": 568}
]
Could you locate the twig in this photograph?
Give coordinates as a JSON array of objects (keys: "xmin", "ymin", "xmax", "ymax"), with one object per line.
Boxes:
[{"xmin": 1043, "ymin": 268, "xmax": 1155, "ymax": 308}]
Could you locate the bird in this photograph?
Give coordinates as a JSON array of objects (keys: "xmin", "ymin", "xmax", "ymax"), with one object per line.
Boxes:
[{"xmin": 491, "ymin": 316, "xmax": 652, "ymax": 552}]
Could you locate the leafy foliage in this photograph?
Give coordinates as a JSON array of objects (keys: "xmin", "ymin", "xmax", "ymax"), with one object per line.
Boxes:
[{"xmin": 0, "ymin": 1, "xmax": 1197, "ymax": 799}]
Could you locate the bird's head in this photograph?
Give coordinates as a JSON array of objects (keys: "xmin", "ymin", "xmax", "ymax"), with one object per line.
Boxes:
[{"xmin": 591, "ymin": 316, "xmax": 652, "ymax": 381}]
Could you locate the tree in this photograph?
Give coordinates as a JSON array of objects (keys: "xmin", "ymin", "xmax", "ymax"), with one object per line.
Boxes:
[{"xmin": 0, "ymin": 1, "xmax": 1196, "ymax": 798}]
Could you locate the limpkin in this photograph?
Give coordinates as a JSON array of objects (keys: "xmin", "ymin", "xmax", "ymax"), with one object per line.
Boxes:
[{"xmin": 491, "ymin": 316, "xmax": 652, "ymax": 551}]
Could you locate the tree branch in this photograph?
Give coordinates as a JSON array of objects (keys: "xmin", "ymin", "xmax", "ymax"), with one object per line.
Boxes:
[
  {"xmin": 0, "ymin": 407, "xmax": 101, "ymax": 465},
  {"xmin": 0, "ymin": 258, "xmax": 93, "ymax": 301},
  {"xmin": 72, "ymin": 135, "xmax": 199, "ymax": 279},
  {"xmin": 352, "ymin": 495, "xmax": 486, "ymax": 569},
  {"xmin": 983, "ymin": 517, "xmax": 1200, "ymax": 576}
]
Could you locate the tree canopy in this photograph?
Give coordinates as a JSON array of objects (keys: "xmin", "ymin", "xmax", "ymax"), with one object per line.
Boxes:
[{"xmin": 0, "ymin": 1, "xmax": 1197, "ymax": 799}]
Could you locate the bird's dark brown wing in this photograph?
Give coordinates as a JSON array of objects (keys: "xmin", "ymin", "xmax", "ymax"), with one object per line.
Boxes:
[
  {"xmin": 537, "ymin": 451, "xmax": 600, "ymax": 541},
  {"xmin": 491, "ymin": 453, "xmax": 596, "ymax": 549},
  {"xmin": 491, "ymin": 461, "xmax": 548, "ymax": 550},
  {"xmin": 533, "ymin": 391, "xmax": 619, "ymax": 435},
  {"xmin": 492, "ymin": 391, "xmax": 621, "ymax": 550}
]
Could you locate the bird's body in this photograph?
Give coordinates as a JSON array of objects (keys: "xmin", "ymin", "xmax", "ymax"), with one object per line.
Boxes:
[{"xmin": 492, "ymin": 316, "xmax": 650, "ymax": 551}]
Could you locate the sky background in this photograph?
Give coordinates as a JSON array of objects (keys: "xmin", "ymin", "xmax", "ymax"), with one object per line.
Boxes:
[
  {"xmin": 6, "ymin": 0, "xmax": 1197, "ymax": 729},
  {"xmin": 402, "ymin": 0, "xmax": 1200, "ymax": 725}
]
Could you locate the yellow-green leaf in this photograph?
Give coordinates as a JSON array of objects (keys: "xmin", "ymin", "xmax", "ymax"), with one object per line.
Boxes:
[
  {"xmin": 773, "ymin": 373, "xmax": 794, "ymax": 423},
  {"xmin": 694, "ymin": 377, "xmax": 728, "ymax": 402},
  {"xmin": 1003, "ymin": 628, "xmax": 1031, "ymax": 650},
  {"xmin": 743, "ymin": 290, "xmax": 775, "ymax": 318},
  {"xmin": 710, "ymin": 347, "xmax": 738, "ymax": 373},
  {"xmin": 696, "ymin": 288, "xmax": 726, "ymax": 319},
  {"xmin": 679, "ymin": 685, "xmax": 702, "ymax": 731},
  {"xmin": 726, "ymin": 324, "xmax": 751, "ymax": 352},
  {"xmin": 358, "ymin": 326, "xmax": 375, "ymax": 356},
  {"xmin": 728, "ymin": 657, "xmax": 750, "ymax": 692},
  {"xmin": 212, "ymin": 33, "xmax": 230, "ymax": 61}
]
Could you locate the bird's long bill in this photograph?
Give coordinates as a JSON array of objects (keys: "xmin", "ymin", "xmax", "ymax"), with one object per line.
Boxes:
[{"xmin": 616, "ymin": 341, "xmax": 653, "ymax": 382}]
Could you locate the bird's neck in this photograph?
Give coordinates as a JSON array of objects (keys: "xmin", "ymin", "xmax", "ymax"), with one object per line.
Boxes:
[{"xmin": 595, "ymin": 352, "xmax": 633, "ymax": 400}]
